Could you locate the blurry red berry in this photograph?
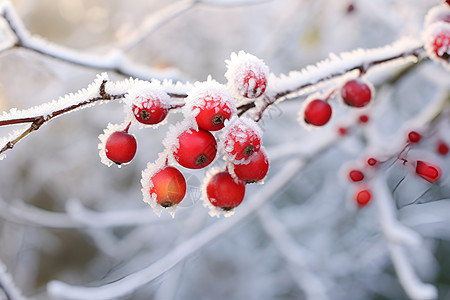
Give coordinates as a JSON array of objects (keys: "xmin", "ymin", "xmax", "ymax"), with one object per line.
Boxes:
[
  {"xmin": 416, "ymin": 161, "xmax": 442, "ymax": 183},
  {"xmin": 338, "ymin": 127, "xmax": 348, "ymax": 136},
  {"xmin": 355, "ymin": 189, "xmax": 372, "ymax": 207},
  {"xmin": 432, "ymin": 30, "xmax": 450, "ymax": 62},
  {"xmin": 304, "ymin": 99, "xmax": 332, "ymax": 126},
  {"xmin": 105, "ymin": 130, "xmax": 137, "ymax": 165},
  {"xmin": 150, "ymin": 166, "xmax": 186, "ymax": 208},
  {"xmin": 233, "ymin": 149, "xmax": 269, "ymax": 183},
  {"xmin": 349, "ymin": 170, "xmax": 364, "ymax": 182},
  {"xmin": 367, "ymin": 158, "xmax": 377, "ymax": 166},
  {"xmin": 359, "ymin": 114, "xmax": 369, "ymax": 123},
  {"xmin": 174, "ymin": 128, "xmax": 217, "ymax": 169},
  {"xmin": 206, "ymin": 171, "xmax": 246, "ymax": 210},
  {"xmin": 408, "ymin": 131, "xmax": 422, "ymax": 143},
  {"xmin": 437, "ymin": 141, "xmax": 449, "ymax": 155},
  {"xmin": 341, "ymin": 79, "xmax": 372, "ymax": 108}
]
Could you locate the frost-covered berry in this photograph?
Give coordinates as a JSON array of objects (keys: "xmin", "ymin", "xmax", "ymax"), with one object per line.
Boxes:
[
  {"xmin": 174, "ymin": 128, "xmax": 217, "ymax": 169},
  {"xmin": 415, "ymin": 160, "xmax": 442, "ymax": 183},
  {"xmin": 184, "ymin": 81, "xmax": 236, "ymax": 131},
  {"xmin": 355, "ymin": 188, "xmax": 371, "ymax": 207},
  {"xmin": 132, "ymin": 97, "xmax": 168, "ymax": 125},
  {"xmin": 126, "ymin": 82, "xmax": 170, "ymax": 125},
  {"xmin": 437, "ymin": 141, "xmax": 449, "ymax": 155},
  {"xmin": 341, "ymin": 79, "xmax": 373, "ymax": 108},
  {"xmin": 232, "ymin": 149, "xmax": 269, "ymax": 183},
  {"xmin": 149, "ymin": 166, "xmax": 186, "ymax": 208},
  {"xmin": 225, "ymin": 51, "xmax": 269, "ymax": 99},
  {"xmin": 221, "ymin": 116, "xmax": 262, "ymax": 164},
  {"xmin": 408, "ymin": 131, "xmax": 422, "ymax": 143},
  {"xmin": 349, "ymin": 170, "xmax": 364, "ymax": 182},
  {"xmin": 105, "ymin": 127, "xmax": 137, "ymax": 165},
  {"xmin": 206, "ymin": 171, "xmax": 245, "ymax": 211},
  {"xmin": 424, "ymin": 21, "xmax": 450, "ymax": 67},
  {"xmin": 303, "ymin": 99, "xmax": 332, "ymax": 126}
]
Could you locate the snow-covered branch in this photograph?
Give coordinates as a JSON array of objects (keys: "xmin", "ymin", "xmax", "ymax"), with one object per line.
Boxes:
[
  {"xmin": 0, "ymin": 260, "xmax": 28, "ymax": 300},
  {"xmin": 373, "ymin": 175, "xmax": 437, "ymax": 300},
  {"xmin": 0, "ymin": 1, "xmax": 183, "ymax": 81},
  {"xmin": 258, "ymin": 205, "xmax": 328, "ymax": 300}
]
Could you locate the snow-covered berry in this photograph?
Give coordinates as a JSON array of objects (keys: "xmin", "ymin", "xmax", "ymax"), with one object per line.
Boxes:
[
  {"xmin": 174, "ymin": 128, "xmax": 217, "ymax": 169},
  {"xmin": 415, "ymin": 160, "xmax": 442, "ymax": 183},
  {"xmin": 105, "ymin": 126, "xmax": 137, "ymax": 165},
  {"xmin": 232, "ymin": 148, "xmax": 269, "ymax": 183},
  {"xmin": 220, "ymin": 116, "xmax": 262, "ymax": 164},
  {"xmin": 424, "ymin": 21, "xmax": 450, "ymax": 68},
  {"xmin": 341, "ymin": 79, "xmax": 373, "ymax": 108},
  {"xmin": 206, "ymin": 171, "xmax": 246, "ymax": 211},
  {"xmin": 303, "ymin": 99, "xmax": 332, "ymax": 126},
  {"xmin": 183, "ymin": 81, "xmax": 236, "ymax": 131},
  {"xmin": 125, "ymin": 82, "xmax": 170, "ymax": 125},
  {"xmin": 225, "ymin": 51, "xmax": 269, "ymax": 99},
  {"xmin": 149, "ymin": 166, "xmax": 186, "ymax": 208}
]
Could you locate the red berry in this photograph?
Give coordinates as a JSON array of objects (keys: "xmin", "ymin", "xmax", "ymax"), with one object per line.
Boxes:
[
  {"xmin": 408, "ymin": 131, "xmax": 422, "ymax": 143},
  {"xmin": 194, "ymin": 95, "xmax": 234, "ymax": 131},
  {"xmin": 341, "ymin": 79, "xmax": 372, "ymax": 108},
  {"xmin": 241, "ymin": 70, "xmax": 267, "ymax": 99},
  {"xmin": 150, "ymin": 166, "xmax": 186, "ymax": 207},
  {"xmin": 206, "ymin": 171, "xmax": 245, "ymax": 210},
  {"xmin": 105, "ymin": 130, "xmax": 137, "ymax": 164},
  {"xmin": 222, "ymin": 117, "xmax": 262, "ymax": 163},
  {"xmin": 233, "ymin": 149, "xmax": 269, "ymax": 183},
  {"xmin": 303, "ymin": 99, "xmax": 332, "ymax": 126},
  {"xmin": 367, "ymin": 158, "xmax": 377, "ymax": 166},
  {"xmin": 359, "ymin": 114, "xmax": 369, "ymax": 123},
  {"xmin": 437, "ymin": 141, "xmax": 449, "ymax": 155},
  {"xmin": 132, "ymin": 97, "xmax": 168, "ymax": 125},
  {"xmin": 174, "ymin": 128, "xmax": 217, "ymax": 169},
  {"xmin": 432, "ymin": 30, "xmax": 450, "ymax": 62},
  {"xmin": 349, "ymin": 169, "xmax": 364, "ymax": 182},
  {"xmin": 416, "ymin": 161, "xmax": 442, "ymax": 183},
  {"xmin": 355, "ymin": 188, "xmax": 371, "ymax": 207},
  {"xmin": 338, "ymin": 127, "xmax": 348, "ymax": 136},
  {"xmin": 225, "ymin": 52, "xmax": 268, "ymax": 99}
]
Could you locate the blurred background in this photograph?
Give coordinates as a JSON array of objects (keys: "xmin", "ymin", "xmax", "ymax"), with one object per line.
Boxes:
[{"xmin": 0, "ymin": 0, "xmax": 449, "ymax": 299}]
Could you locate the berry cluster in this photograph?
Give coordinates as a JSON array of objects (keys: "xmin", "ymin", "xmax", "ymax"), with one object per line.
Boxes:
[
  {"xmin": 99, "ymin": 52, "xmax": 269, "ymax": 217},
  {"xmin": 343, "ymin": 127, "xmax": 447, "ymax": 208},
  {"xmin": 96, "ymin": 6, "xmax": 450, "ymax": 218}
]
